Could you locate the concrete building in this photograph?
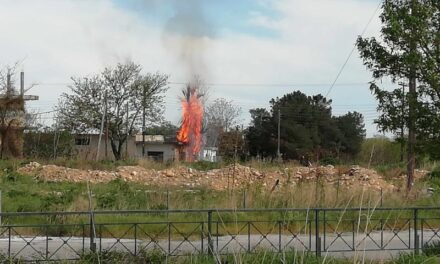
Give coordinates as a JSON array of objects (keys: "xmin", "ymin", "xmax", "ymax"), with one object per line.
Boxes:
[{"xmin": 74, "ymin": 133, "xmax": 181, "ymax": 162}]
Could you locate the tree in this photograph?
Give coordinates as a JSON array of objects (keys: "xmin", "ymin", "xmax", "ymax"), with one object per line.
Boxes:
[
  {"xmin": 334, "ymin": 112, "xmax": 366, "ymax": 158},
  {"xmin": 218, "ymin": 128, "xmax": 246, "ymax": 160},
  {"xmin": 58, "ymin": 62, "xmax": 169, "ymax": 160},
  {"xmin": 204, "ymin": 98, "xmax": 242, "ymax": 147},
  {"xmin": 144, "ymin": 121, "xmax": 179, "ymax": 136},
  {"xmin": 246, "ymin": 108, "xmax": 274, "ymax": 158},
  {"xmin": 245, "ymin": 91, "xmax": 365, "ymax": 161},
  {"xmin": 356, "ymin": 0, "xmax": 440, "ymax": 190}
]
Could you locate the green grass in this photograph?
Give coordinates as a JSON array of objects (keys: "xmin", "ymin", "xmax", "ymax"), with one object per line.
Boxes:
[{"xmin": 1, "ymin": 158, "xmax": 440, "ymax": 237}]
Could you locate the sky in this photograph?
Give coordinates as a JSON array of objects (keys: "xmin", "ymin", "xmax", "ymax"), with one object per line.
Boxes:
[{"xmin": 0, "ymin": 0, "xmax": 391, "ymax": 137}]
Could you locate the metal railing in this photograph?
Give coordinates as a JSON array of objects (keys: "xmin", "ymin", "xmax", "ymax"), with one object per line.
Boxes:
[{"xmin": 0, "ymin": 207, "xmax": 440, "ymax": 261}]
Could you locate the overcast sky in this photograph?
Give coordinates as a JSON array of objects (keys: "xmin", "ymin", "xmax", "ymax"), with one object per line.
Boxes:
[{"xmin": 0, "ymin": 0, "xmax": 390, "ymax": 136}]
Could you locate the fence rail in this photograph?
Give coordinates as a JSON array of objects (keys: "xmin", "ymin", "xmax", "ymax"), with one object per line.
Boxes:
[{"xmin": 1, "ymin": 207, "xmax": 440, "ymax": 261}]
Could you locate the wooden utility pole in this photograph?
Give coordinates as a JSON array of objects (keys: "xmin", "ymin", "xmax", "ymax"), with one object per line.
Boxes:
[
  {"xmin": 53, "ymin": 117, "xmax": 58, "ymax": 159},
  {"xmin": 277, "ymin": 109, "xmax": 281, "ymax": 161}
]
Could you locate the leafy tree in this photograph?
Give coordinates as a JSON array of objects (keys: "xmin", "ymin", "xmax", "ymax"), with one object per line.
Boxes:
[
  {"xmin": 144, "ymin": 121, "xmax": 179, "ymax": 136},
  {"xmin": 23, "ymin": 126, "xmax": 74, "ymax": 159},
  {"xmin": 58, "ymin": 62, "xmax": 168, "ymax": 160},
  {"xmin": 246, "ymin": 91, "xmax": 365, "ymax": 161},
  {"xmin": 246, "ymin": 108, "xmax": 275, "ymax": 158},
  {"xmin": 334, "ymin": 112, "xmax": 366, "ymax": 158},
  {"xmin": 356, "ymin": 0, "xmax": 439, "ymax": 190}
]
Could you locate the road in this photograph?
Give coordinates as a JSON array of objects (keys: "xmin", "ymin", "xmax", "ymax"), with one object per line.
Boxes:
[{"xmin": 0, "ymin": 229, "xmax": 436, "ymax": 261}]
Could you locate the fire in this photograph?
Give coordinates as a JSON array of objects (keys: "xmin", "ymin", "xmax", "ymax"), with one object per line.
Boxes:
[{"xmin": 177, "ymin": 86, "xmax": 204, "ymax": 161}]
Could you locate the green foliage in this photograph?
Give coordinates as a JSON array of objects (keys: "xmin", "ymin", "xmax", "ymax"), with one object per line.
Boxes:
[
  {"xmin": 357, "ymin": 137, "xmax": 403, "ymax": 166},
  {"xmin": 57, "ymin": 62, "xmax": 169, "ymax": 160},
  {"xmin": 320, "ymin": 156, "xmax": 341, "ymax": 166},
  {"xmin": 23, "ymin": 129, "xmax": 74, "ymax": 159},
  {"xmin": 246, "ymin": 91, "xmax": 365, "ymax": 161},
  {"xmin": 428, "ymin": 166, "xmax": 440, "ymax": 179},
  {"xmin": 423, "ymin": 240, "xmax": 440, "ymax": 256},
  {"xmin": 393, "ymin": 253, "xmax": 440, "ymax": 264},
  {"xmin": 357, "ymin": 0, "xmax": 440, "ymax": 160},
  {"xmin": 144, "ymin": 121, "xmax": 179, "ymax": 135}
]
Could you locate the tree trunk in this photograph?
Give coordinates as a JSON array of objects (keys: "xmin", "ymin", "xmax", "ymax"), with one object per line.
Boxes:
[
  {"xmin": 407, "ymin": 0, "xmax": 417, "ymax": 193},
  {"xmin": 110, "ymin": 139, "xmax": 121, "ymax": 160},
  {"xmin": 407, "ymin": 76, "xmax": 416, "ymax": 192}
]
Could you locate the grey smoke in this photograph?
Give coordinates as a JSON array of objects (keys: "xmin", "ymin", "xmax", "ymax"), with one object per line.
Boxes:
[
  {"xmin": 164, "ymin": 0, "xmax": 214, "ymax": 38},
  {"xmin": 162, "ymin": 0, "xmax": 215, "ymax": 79}
]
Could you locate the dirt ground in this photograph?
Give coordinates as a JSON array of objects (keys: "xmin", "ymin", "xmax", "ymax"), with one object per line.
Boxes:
[{"xmin": 17, "ymin": 162, "xmax": 428, "ymax": 192}]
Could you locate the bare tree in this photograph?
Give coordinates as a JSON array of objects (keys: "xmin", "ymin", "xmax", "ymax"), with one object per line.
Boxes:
[
  {"xmin": 57, "ymin": 62, "xmax": 169, "ymax": 160},
  {"xmin": 205, "ymin": 98, "xmax": 242, "ymax": 147}
]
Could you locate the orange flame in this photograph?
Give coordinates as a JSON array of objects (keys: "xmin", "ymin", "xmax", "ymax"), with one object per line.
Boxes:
[{"xmin": 177, "ymin": 88, "xmax": 204, "ymax": 161}]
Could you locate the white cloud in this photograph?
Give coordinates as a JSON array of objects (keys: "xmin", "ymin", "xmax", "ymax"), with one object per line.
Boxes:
[{"xmin": 0, "ymin": 0, "xmax": 384, "ymax": 136}]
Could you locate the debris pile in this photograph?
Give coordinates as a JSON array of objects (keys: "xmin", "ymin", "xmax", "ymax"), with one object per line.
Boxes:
[{"xmin": 17, "ymin": 162, "xmax": 427, "ymax": 191}]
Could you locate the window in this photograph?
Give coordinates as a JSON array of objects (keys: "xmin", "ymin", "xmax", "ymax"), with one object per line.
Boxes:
[
  {"xmin": 147, "ymin": 151, "xmax": 164, "ymax": 162},
  {"xmin": 75, "ymin": 137, "xmax": 90, "ymax": 146}
]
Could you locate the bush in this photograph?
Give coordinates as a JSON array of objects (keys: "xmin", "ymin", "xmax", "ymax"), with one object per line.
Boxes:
[
  {"xmin": 428, "ymin": 167, "xmax": 440, "ymax": 179},
  {"xmin": 357, "ymin": 137, "xmax": 402, "ymax": 166},
  {"xmin": 424, "ymin": 240, "xmax": 440, "ymax": 256},
  {"xmin": 320, "ymin": 156, "xmax": 341, "ymax": 166}
]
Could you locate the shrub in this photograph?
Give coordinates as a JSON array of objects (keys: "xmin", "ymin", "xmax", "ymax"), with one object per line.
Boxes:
[{"xmin": 424, "ymin": 240, "xmax": 440, "ymax": 256}]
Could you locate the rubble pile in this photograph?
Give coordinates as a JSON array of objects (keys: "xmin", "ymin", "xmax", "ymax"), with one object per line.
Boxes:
[{"xmin": 17, "ymin": 162, "xmax": 428, "ymax": 192}]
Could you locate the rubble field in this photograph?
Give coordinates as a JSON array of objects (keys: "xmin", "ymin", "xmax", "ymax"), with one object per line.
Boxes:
[{"xmin": 17, "ymin": 162, "xmax": 428, "ymax": 192}]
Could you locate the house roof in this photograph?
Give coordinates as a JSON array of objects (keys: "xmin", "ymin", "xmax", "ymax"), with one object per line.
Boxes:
[{"xmin": 135, "ymin": 134, "xmax": 180, "ymax": 144}]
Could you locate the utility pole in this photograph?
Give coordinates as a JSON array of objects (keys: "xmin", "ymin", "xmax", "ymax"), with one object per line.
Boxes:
[
  {"xmin": 6, "ymin": 73, "xmax": 11, "ymax": 95},
  {"xmin": 142, "ymin": 86, "xmax": 146, "ymax": 157},
  {"xmin": 53, "ymin": 117, "xmax": 59, "ymax": 159},
  {"xmin": 20, "ymin": 72, "xmax": 24, "ymax": 96},
  {"xmin": 277, "ymin": 108, "xmax": 281, "ymax": 161},
  {"xmin": 96, "ymin": 91, "xmax": 107, "ymax": 161}
]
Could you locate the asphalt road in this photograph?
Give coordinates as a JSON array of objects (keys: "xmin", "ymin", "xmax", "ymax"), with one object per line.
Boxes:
[{"xmin": 0, "ymin": 229, "xmax": 436, "ymax": 261}]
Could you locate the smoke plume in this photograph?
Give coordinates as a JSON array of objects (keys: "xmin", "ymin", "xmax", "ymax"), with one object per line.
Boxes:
[{"xmin": 162, "ymin": 0, "xmax": 214, "ymax": 79}]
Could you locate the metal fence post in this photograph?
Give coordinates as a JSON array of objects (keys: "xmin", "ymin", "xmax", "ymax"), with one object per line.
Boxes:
[
  {"xmin": 315, "ymin": 209, "xmax": 321, "ymax": 257},
  {"xmin": 243, "ymin": 190, "xmax": 247, "ymax": 209},
  {"xmin": 207, "ymin": 210, "xmax": 213, "ymax": 255},
  {"xmin": 89, "ymin": 217, "xmax": 96, "ymax": 252},
  {"xmin": 414, "ymin": 208, "xmax": 419, "ymax": 254}
]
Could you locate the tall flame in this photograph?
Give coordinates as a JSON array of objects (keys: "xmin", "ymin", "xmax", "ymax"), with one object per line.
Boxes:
[{"xmin": 177, "ymin": 87, "xmax": 204, "ymax": 161}]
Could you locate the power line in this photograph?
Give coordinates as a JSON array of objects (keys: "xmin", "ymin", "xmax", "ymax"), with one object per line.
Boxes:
[
  {"xmin": 324, "ymin": 1, "xmax": 382, "ymax": 98},
  {"xmin": 168, "ymin": 81, "xmax": 373, "ymax": 87},
  {"xmin": 34, "ymin": 81, "xmax": 379, "ymax": 88}
]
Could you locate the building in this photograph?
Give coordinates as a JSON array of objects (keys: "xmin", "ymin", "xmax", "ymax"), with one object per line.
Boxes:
[{"xmin": 74, "ymin": 133, "xmax": 182, "ymax": 162}]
